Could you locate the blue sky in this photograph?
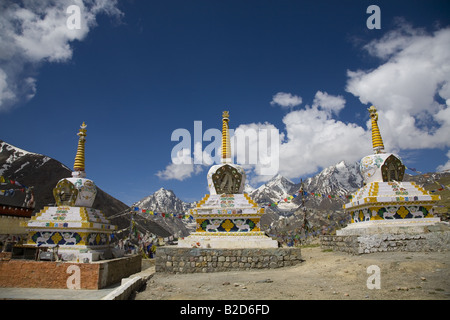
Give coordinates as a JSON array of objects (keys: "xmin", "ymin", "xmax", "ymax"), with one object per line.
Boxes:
[{"xmin": 1, "ymin": 0, "xmax": 449, "ymax": 206}]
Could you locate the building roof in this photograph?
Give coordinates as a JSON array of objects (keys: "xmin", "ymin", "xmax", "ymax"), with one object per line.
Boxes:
[{"xmin": 0, "ymin": 204, "xmax": 33, "ymax": 218}]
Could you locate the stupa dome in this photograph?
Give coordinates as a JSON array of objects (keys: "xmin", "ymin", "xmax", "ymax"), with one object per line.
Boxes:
[{"xmin": 360, "ymin": 153, "xmax": 405, "ymax": 184}]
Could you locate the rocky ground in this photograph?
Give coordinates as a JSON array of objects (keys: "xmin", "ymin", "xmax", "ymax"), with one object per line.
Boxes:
[{"xmin": 134, "ymin": 245, "xmax": 450, "ymax": 300}]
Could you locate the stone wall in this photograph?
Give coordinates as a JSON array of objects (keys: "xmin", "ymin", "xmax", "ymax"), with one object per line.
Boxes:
[
  {"xmin": 155, "ymin": 247, "xmax": 303, "ymax": 273},
  {"xmin": 98, "ymin": 254, "xmax": 142, "ymax": 288},
  {"xmin": 320, "ymin": 235, "xmax": 360, "ymax": 254},
  {"xmin": 0, "ymin": 254, "xmax": 141, "ymax": 289},
  {"xmin": 320, "ymin": 231, "xmax": 450, "ymax": 254}
]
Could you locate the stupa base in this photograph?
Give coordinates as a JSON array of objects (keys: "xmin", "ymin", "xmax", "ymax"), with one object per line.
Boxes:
[
  {"xmin": 52, "ymin": 245, "xmax": 122, "ymax": 262},
  {"xmin": 322, "ymin": 219, "xmax": 450, "ymax": 254},
  {"xmin": 178, "ymin": 232, "xmax": 278, "ymax": 248},
  {"xmin": 24, "ymin": 243, "xmax": 123, "ymax": 262},
  {"xmin": 336, "ymin": 218, "xmax": 442, "ymax": 236}
]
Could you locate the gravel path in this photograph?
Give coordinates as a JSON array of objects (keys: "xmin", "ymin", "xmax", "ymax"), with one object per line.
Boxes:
[{"xmin": 134, "ymin": 246, "xmax": 450, "ymax": 300}]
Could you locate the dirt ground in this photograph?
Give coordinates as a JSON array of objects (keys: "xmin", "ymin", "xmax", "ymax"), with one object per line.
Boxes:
[{"xmin": 134, "ymin": 246, "xmax": 450, "ymax": 300}]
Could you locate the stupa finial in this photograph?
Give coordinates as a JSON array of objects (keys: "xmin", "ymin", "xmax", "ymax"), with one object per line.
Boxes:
[
  {"xmin": 221, "ymin": 111, "xmax": 231, "ymax": 163},
  {"xmin": 73, "ymin": 122, "xmax": 87, "ymax": 174},
  {"xmin": 368, "ymin": 106, "xmax": 385, "ymax": 154}
]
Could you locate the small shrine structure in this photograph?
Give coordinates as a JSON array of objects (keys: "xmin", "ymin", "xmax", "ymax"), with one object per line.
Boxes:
[
  {"xmin": 321, "ymin": 106, "xmax": 449, "ymax": 253},
  {"xmin": 178, "ymin": 111, "xmax": 278, "ymax": 248},
  {"xmin": 24, "ymin": 122, "xmax": 117, "ymax": 262}
]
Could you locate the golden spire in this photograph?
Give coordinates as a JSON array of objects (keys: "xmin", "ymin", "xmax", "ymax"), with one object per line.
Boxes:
[
  {"xmin": 368, "ymin": 106, "xmax": 385, "ymax": 154},
  {"xmin": 221, "ymin": 111, "xmax": 231, "ymax": 163},
  {"xmin": 73, "ymin": 122, "xmax": 87, "ymax": 172}
]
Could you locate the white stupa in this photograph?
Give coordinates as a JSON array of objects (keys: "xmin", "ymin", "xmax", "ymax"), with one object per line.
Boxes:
[
  {"xmin": 178, "ymin": 111, "xmax": 278, "ymax": 248},
  {"xmin": 338, "ymin": 106, "xmax": 441, "ymax": 236},
  {"xmin": 25, "ymin": 122, "xmax": 117, "ymax": 261}
]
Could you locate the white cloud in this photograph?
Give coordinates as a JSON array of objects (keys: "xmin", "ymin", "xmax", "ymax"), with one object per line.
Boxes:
[
  {"xmin": 312, "ymin": 91, "xmax": 346, "ymax": 116},
  {"xmin": 276, "ymin": 102, "xmax": 370, "ymax": 180},
  {"xmin": 270, "ymin": 92, "xmax": 303, "ymax": 109},
  {"xmin": 157, "ymin": 90, "xmax": 369, "ymax": 185},
  {"xmin": 156, "ymin": 148, "xmax": 204, "ymax": 181},
  {"xmin": 346, "ymin": 24, "xmax": 450, "ymax": 152},
  {"xmin": 437, "ymin": 150, "xmax": 450, "ymax": 172},
  {"xmin": 0, "ymin": 69, "xmax": 15, "ymax": 105},
  {"xmin": 0, "ymin": 0, "xmax": 122, "ymax": 111},
  {"xmin": 157, "ymin": 140, "xmax": 213, "ymax": 181},
  {"xmin": 236, "ymin": 92, "xmax": 370, "ymax": 184},
  {"xmin": 233, "ymin": 122, "xmax": 283, "ymax": 184}
]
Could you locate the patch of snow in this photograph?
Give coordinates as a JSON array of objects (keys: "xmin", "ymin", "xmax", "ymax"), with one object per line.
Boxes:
[
  {"xmin": 1, "ymin": 141, "xmax": 37, "ymax": 157},
  {"xmin": 37, "ymin": 156, "xmax": 51, "ymax": 167},
  {"xmin": 14, "ymin": 161, "xmax": 30, "ymax": 173}
]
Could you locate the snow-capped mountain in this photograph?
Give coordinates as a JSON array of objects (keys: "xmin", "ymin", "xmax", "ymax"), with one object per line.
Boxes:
[
  {"xmin": 243, "ymin": 183, "xmax": 255, "ymax": 194},
  {"xmin": 249, "ymin": 174, "xmax": 298, "ymax": 211},
  {"xmin": 132, "ymin": 187, "xmax": 192, "ymax": 213},
  {"xmin": 1, "ymin": 140, "xmax": 72, "ymax": 210},
  {"xmin": 303, "ymin": 160, "xmax": 362, "ymax": 194},
  {"xmin": 132, "ymin": 188, "xmax": 193, "ymax": 237},
  {"xmin": 0, "ymin": 141, "xmax": 56, "ymax": 175},
  {"xmin": 248, "ymin": 161, "xmax": 363, "ymax": 212},
  {"xmin": 249, "ymin": 161, "xmax": 363, "ymax": 239},
  {"xmin": 301, "ymin": 160, "xmax": 363, "ymax": 210}
]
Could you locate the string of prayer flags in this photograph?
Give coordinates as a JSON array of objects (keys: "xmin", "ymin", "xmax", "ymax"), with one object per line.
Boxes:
[
  {"xmin": 0, "ymin": 176, "xmax": 28, "ymax": 189},
  {"xmin": 0, "ymin": 189, "xmax": 16, "ymax": 197},
  {"xmin": 132, "ymin": 206, "xmax": 194, "ymax": 220},
  {"xmin": 264, "ymin": 190, "xmax": 353, "ymax": 208},
  {"xmin": 0, "ymin": 187, "xmax": 29, "ymax": 197},
  {"xmin": 406, "ymin": 167, "xmax": 422, "ymax": 174},
  {"xmin": 429, "ymin": 184, "xmax": 450, "ymax": 193}
]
